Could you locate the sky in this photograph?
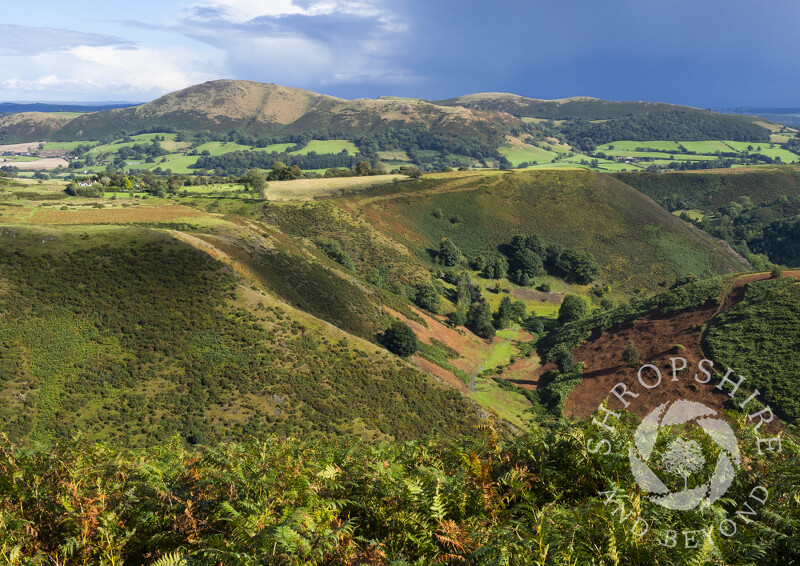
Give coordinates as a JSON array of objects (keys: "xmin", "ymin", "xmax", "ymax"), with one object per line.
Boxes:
[{"xmin": 1, "ymin": 0, "xmax": 799, "ymax": 107}]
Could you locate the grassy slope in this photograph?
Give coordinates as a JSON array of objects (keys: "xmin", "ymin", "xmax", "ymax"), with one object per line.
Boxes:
[
  {"xmin": 616, "ymin": 168, "xmax": 800, "ymax": 209},
  {"xmin": 0, "ymin": 112, "xmax": 74, "ymax": 144},
  {"xmin": 357, "ymin": 170, "xmax": 749, "ymax": 292},
  {"xmin": 0, "ymin": 225, "xmax": 479, "ymax": 445}
]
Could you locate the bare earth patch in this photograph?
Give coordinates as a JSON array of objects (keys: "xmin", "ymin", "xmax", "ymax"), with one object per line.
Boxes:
[
  {"xmin": 0, "ymin": 142, "xmax": 44, "ymax": 154},
  {"xmin": 412, "ymin": 355, "xmax": 469, "ymax": 393},
  {"xmin": 385, "ymin": 306, "xmax": 489, "ymax": 374},
  {"xmin": 562, "ymin": 271, "xmax": 800, "ymax": 421},
  {"xmin": 510, "ymin": 287, "xmax": 563, "ymax": 303},
  {"xmin": 267, "ymin": 175, "xmax": 408, "ymax": 201},
  {"xmin": 0, "ymin": 157, "xmax": 69, "ymax": 170}
]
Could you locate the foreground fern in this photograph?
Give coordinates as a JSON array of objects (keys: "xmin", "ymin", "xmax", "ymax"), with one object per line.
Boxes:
[{"xmin": 0, "ymin": 421, "xmax": 797, "ymax": 565}]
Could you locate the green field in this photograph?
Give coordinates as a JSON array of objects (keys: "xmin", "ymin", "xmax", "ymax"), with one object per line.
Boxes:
[
  {"xmin": 377, "ymin": 149, "xmax": 411, "ymax": 161},
  {"xmin": 1, "ymin": 156, "xmax": 40, "ymax": 162},
  {"xmin": 679, "ymin": 140, "xmax": 732, "ymax": 152},
  {"xmin": 721, "ymin": 141, "xmax": 799, "ymax": 162},
  {"xmin": 193, "ymin": 141, "xmax": 293, "ymax": 156},
  {"xmin": 597, "ymin": 140, "xmax": 684, "ymax": 152},
  {"xmin": 499, "ymin": 144, "xmax": 559, "ymax": 165},
  {"xmin": 596, "ymin": 139, "xmax": 800, "ymax": 164},
  {"xmin": 289, "ymin": 140, "xmax": 359, "ymax": 155},
  {"xmin": 601, "ymin": 150, "xmax": 718, "ymax": 160}
]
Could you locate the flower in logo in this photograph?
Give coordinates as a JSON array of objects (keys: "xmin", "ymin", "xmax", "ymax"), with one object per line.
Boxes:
[{"xmin": 628, "ymin": 400, "xmax": 741, "ymax": 510}]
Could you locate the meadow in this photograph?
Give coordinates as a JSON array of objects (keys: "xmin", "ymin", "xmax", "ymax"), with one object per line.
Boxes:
[{"xmin": 498, "ymin": 144, "xmax": 559, "ymax": 165}]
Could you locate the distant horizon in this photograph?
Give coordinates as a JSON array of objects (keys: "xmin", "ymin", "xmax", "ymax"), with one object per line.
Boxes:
[
  {"xmin": 2, "ymin": 81, "xmax": 799, "ymax": 112},
  {"xmin": 2, "ymin": 1, "xmax": 800, "ymax": 107}
]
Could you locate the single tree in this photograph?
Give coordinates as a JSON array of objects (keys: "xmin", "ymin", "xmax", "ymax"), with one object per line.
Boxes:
[
  {"xmin": 558, "ymin": 294, "xmax": 591, "ymax": 324},
  {"xmin": 467, "ymin": 301, "xmax": 495, "ymax": 339},
  {"xmin": 414, "ymin": 282, "xmax": 441, "ymax": 313},
  {"xmin": 552, "ymin": 343, "xmax": 574, "ymax": 373},
  {"xmin": 247, "ymin": 168, "xmax": 267, "ymax": 198},
  {"xmin": 439, "ymin": 238, "xmax": 462, "ymax": 267},
  {"xmin": 622, "ymin": 341, "xmax": 640, "ymax": 366},
  {"xmin": 383, "ymin": 321, "xmax": 419, "ymax": 357}
]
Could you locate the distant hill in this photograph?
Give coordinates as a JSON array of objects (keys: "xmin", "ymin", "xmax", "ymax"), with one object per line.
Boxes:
[
  {"xmin": 0, "ymin": 112, "xmax": 76, "ymax": 142},
  {"xmin": 0, "ymin": 102, "xmax": 137, "ymax": 114},
  {"xmin": 719, "ymin": 107, "xmax": 800, "ymax": 127},
  {"xmin": 48, "ymin": 80, "xmax": 514, "ymax": 144},
  {"xmin": 0, "ymin": 80, "xmax": 774, "ymax": 150},
  {"xmin": 435, "ymin": 92, "xmax": 693, "ymax": 120}
]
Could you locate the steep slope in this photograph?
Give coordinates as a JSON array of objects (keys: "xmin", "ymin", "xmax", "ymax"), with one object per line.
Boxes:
[
  {"xmin": 0, "ymin": 225, "xmax": 480, "ymax": 445},
  {"xmin": 353, "ymin": 169, "xmax": 750, "ymax": 292},
  {"xmin": 0, "ymin": 112, "xmax": 75, "ymax": 144},
  {"xmin": 52, "ymin": 80, "xmax": 343, "ymax": 139},
  {"xmin": 528, "ymin": 272, "xmax": 800, "ymax": 425}
]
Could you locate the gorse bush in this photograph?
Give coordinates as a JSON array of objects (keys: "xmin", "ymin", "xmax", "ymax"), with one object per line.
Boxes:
[{"xmin": 0, "ymin": 229, "xmax": 478, "ymax": 445}]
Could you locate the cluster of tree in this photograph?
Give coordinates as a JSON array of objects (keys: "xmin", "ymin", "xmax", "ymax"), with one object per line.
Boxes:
[
  {"xmin": 438, "ymin": 234, "xmax": 600, "ymax": 286},
  {"xmin": 111, "ymin": 141, "xmax": 170, "ymax": 162},
  {"xmin": 782, "ymin": 136, "xmax": 800, "ymax": 154},
  {"xmin": 315, "ymin": 238, "xmax": 356, "ymax": 271},
  {"xmin": 62, "ymin": 171, "xmax": 240, "ymax": 198},
  {"xmin": 471, "ymin": 253, "xmax": 509, "ymax": 279},
  {"xmin": 749, "ymin": 217, "xmax": 800, "ymax": 267},
  {"xmin": 192, "ymin": 149, "xmax": 360, "ymax": 176},
  {"xmin": 354, "ymin": 124, "xmax": 505, "ymax": 164},
  {"xmin": 321, "ymin": 161, "xmax": 399, "ymax": 178},
  {"xmin": 504, "ymin": 234, "xmax": 600, "ymax": 285},
  {"xmin": 0, "ymin": 165, "xmax": 20, "ymax": 177},
  {"xmin": 562, "ymin": 110, "xmax": 770, "ymax": 152}
]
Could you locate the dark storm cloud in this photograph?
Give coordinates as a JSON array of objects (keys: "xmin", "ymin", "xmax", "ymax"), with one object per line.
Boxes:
[{"xmin": 123, "ymin": 0, "xmax": 799, "ymax": 106}]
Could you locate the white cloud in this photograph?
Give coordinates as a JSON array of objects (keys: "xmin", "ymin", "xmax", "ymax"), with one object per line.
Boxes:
[
  {"xmin": 0, "ymin": 24, "xmax": 132, "ymax": 55},
  {"xmin": 175, "ymin": 0, "xmax": 414, "ymax": 88},
  {"xmin": 186, "ymin": 0, "xmax": 304, "ymax": 22},
  {"xmin": 0, "ymin": 44, "xmax": 222, "ymax": 101}
]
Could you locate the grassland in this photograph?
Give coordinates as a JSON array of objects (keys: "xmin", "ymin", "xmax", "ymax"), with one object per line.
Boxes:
[
  {"xmin": 360, "ymin": 169, "xmax": 749, "ymax": 292},
  {"xmin": 266, "ymin": 174, "xmax": 408, "ymax": 200},
  {"xmin": 289, "ymin": 140, "xmax": 359, "ymax": 155},
  {"xmin": 42, "ymin": 141, "xmax": 87, "ymax": 151},
  {"xmin": 498, "ymin": 144, "xmax": 559, "ymax": 165},
  {"xmin": 596, "ymin": 139, "xmax": 800, "ymax": 166}
]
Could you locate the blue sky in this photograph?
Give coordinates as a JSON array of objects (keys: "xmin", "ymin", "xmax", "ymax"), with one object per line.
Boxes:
[{"xmin": 1, "ymin": 0, "xmax": 799, "ymax": 106}]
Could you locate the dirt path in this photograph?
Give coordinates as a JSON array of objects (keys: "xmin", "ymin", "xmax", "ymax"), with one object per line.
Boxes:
[{"xmin": 469, "ymin": 326, "xmax": 520, "ymax": 392}]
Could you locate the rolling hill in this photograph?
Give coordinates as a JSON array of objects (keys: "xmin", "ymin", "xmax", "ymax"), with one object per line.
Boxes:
[
  {"xmin": 435, "ymin": 92, "xmax": 695, "ymax": 120},
  {"xmin": 0, "ymin": 80, "xmax": 775, "ymax": 152}
]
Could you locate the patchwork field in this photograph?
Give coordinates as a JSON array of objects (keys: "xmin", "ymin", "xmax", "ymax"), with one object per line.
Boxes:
[
  {"xmin": 30, "ymin": 204, "xmax": 208, "ymax": 224},
  {"xmin": 288, "ymin": 139, "xmax": 359, "ymax": 155},
  {"xmin": 499, "ymin": 144, "xmax": 559, "ymax": 165},
  {"xmin": 265, "ymin": 174, "xmax": 409, "ymax": 200}
]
